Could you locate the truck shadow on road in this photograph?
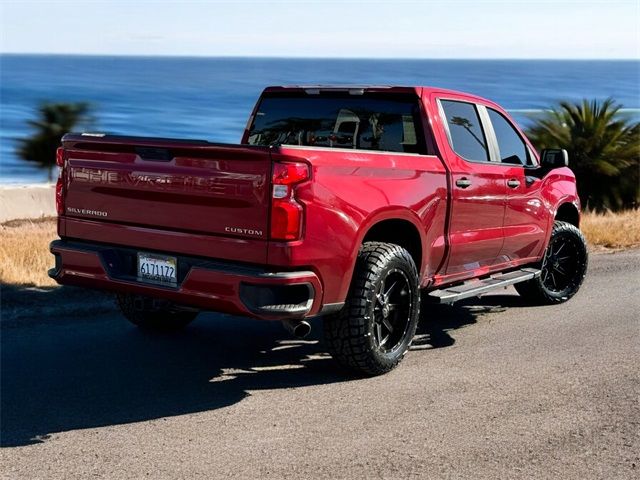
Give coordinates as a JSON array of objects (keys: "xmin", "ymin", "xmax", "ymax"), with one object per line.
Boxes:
[
  {"xmin": 1, "ymin": 290, "xmax": 525, "ymax": 448},
  {"xmin": 413, "ymin": 294, "xmax": 525, "ymax": 350}
]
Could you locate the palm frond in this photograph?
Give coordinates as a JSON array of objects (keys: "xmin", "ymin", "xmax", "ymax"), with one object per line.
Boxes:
[
  {"xmin": 17, "ymin": 102, "xmax": 92, "ymax": 180},
  {"xmin": 527, "ymin": 98, "xmax": 640, "ymax": 211}
]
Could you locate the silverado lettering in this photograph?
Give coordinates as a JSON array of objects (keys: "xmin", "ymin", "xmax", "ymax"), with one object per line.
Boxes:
[
  {"xmin": 50, "ymin": 85, "xmax": 588, "ymax": 376},
  {"xmin": 65, "ymin": 207, "xmax": 108, "ymax": 217}
]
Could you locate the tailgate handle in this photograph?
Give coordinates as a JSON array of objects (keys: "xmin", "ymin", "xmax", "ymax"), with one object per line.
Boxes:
[{"xmin": 135, "ymin": 147, "xmax": 173, "ymax": 162}]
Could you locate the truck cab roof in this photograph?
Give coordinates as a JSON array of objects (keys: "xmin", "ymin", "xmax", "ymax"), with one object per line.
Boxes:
[{"xmin": 262, "ymin": 85, "xmax": 497, "ymax": 108}]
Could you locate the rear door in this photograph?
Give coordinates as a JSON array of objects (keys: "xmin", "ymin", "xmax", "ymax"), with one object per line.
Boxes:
[
  {"xmin": 484, "ymin": 108, "xmax": 550, "ymax": 263},
  {"xmin": 435, "ymin": 98, "xmax": 507, "ymax": 279}
]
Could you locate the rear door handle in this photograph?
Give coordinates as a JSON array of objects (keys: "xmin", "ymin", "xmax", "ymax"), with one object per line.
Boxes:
[
  {"xmin": 456, "ymin": 178, "xmax": 472, "ymax": 189},
  {"xmin": 507, "ymin": 179, "xmax": 521, "ymax": 188}
]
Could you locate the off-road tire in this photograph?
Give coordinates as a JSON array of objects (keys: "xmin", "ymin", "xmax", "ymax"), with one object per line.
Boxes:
[
  {"xmin": 323, "ymin": 242, "xmax": 420, "ymax": 376},
  {"xmin": 116, "ymin": 293, "xmax": 198, "ymax": 331},
  {"xmin": 515, "ymin": 221, "xmax": 588, "ymax": 304}
]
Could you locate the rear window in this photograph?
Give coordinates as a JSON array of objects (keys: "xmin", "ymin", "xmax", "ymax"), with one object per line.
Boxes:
[
  {"xmin": 440, "ymin": 100, "xmax": 490, "ymax": 162},
  {"xmin": 246, "ymin": 93, "xmax": 425, "ymax": 154}
]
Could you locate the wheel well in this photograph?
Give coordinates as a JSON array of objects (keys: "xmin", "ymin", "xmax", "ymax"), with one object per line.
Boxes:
[
  {"xmin": 362, "ymin": 219, "xmax": 422, "ymax": 271},
  {"xmin": 556, "ymin": 203, "xmax": 580, "ymax": 227}
]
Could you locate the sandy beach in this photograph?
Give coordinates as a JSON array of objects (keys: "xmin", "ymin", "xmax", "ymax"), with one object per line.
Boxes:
[{"xmin": 0, "ymin": 184, "xmax": 55, "ymax": 223}]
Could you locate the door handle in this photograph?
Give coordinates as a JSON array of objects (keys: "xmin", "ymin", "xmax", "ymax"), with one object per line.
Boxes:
[
  {"xmin": 507, "ymin": 179, "xmax": 521, "ymax": 188},
  {"xmin": 456, "ymin": 178, "xmax": 472, "ymax": 189}
]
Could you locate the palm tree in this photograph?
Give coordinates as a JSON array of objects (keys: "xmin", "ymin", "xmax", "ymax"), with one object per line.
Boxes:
[
  {"xmin": 527, "ymin": 98, "xmax": 639, "ymax": 211},
  {"xmin": 17, "ymin": 102, "xmax": 92, "ymax": 181}
]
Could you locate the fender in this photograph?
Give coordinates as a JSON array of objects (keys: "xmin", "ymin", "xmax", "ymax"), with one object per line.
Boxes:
[
  {"xmin": 538, "ymin": 166, "xmax": 581, "ymax": 257},
  {"xmin": 338, "ymin": 203, "xmax": 446, "ymax": 303}
]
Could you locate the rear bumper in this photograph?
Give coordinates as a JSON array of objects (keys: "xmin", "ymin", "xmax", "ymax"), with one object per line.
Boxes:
[{"xmin": 49, "ymin": 240, "xmax": 327, "ymax": 320}]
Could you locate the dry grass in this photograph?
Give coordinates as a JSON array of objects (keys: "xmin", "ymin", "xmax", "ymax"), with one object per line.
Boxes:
[
  {"xmin": 1, "ymin": 217, "xmax": 58, "ymax": 287},
  {"xmin": 581, "ymin": 209, "xmax": 640, "ymax": 249},
  {"xmin": 1, "ymin": 211, "xmax": 638, "ymax": 288}
]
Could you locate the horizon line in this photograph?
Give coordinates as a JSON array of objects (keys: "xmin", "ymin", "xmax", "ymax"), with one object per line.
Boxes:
[{"xmin": 1, "ymin": 52, "xmax": 639, "ymax": 62}]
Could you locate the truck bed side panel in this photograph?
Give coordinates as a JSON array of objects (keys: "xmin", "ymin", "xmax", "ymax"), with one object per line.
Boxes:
[{"xmin": 267, "ymin": 147, "xmax": 449, "ymax": 305}]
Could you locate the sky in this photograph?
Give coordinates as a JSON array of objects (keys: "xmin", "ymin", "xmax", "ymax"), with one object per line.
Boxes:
[{"xmin": 1, "ymin": 0, "xmax": 638, "ymax": 59}]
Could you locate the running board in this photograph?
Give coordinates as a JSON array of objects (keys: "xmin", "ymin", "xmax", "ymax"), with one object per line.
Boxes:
[{"xmin": 427, "ymin": 268, "xmax": 541, "ymax": 304}]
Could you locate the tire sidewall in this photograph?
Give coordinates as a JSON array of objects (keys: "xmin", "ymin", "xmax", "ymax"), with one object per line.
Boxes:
[{"xmin": 539, "ymin": 223, "xmax": 588, "ymax": 302}]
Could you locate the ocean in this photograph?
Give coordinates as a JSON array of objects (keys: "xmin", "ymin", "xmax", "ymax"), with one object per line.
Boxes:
[{"xmin": 1, "ymin": 55, "xmax": 638, "ymax": 184}]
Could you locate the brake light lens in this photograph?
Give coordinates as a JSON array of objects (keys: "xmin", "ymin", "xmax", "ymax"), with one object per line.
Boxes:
[
  {"xmin": 270, "ymin": 161, "xmax": 310, "ymax": 241},
  {"xmin": 56, "ymin": 147, "xmax": 65, "ymax": 167},
  {"xmin": 272, "ymin": 162, "xmax": 309, "ymax": 185},
  {"xmin": 55, "ymin": 147, "xmax": 66, "ymax": 215}
]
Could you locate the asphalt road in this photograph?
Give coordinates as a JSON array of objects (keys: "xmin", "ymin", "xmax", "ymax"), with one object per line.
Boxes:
[{"xmin": 1, "ymin": 250, "xmax": 638, "ymax": 479}]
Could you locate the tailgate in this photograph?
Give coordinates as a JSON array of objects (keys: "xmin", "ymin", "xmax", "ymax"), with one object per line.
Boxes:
[{"xmin": 61, "ymin": 135, "xmax": 272, "ymax": 260}]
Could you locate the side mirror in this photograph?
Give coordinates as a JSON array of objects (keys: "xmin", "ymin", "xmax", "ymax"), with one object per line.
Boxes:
[{"xmin": 540, "ymin": 149, "xmax": 568, "ymax": 168}]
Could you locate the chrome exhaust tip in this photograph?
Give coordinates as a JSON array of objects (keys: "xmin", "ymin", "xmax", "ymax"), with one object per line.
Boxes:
[{"xmin": 282, "ymin": 319, "xmax": 311, "ymax": 338}]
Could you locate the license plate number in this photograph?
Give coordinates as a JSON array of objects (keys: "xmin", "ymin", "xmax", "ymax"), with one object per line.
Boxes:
[{"xmin": 137, "ymin": 253, "xmax": 177, "ymax": 286}]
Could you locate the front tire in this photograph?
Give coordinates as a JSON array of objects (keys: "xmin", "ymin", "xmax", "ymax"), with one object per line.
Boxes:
[
  {"xmin": 515, "ymin": 221, "xmax": 588, "ymax": 304},
  {"xmin": 323, "ymin": 242, "xmax": 420, "ymax": 376},
  {"xmin": 116, "ymin": 293, "xmax": 198, "ymax": 331}
]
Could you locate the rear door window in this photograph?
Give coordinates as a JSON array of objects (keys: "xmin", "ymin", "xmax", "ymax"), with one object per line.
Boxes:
[
  {"xmin": 247, "ymin": 92, "xmax": 425, "ymax": 154},
  {"xmin": 487, "ymin": 108, "xmax": 531, "ymax": 166},
  {"xmin": 440, "ymin": 100, "xmax": 490, "ymax": 162}
]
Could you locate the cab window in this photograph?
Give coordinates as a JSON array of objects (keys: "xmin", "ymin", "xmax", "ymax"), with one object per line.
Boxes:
[
  {"xmin": 247, "ymin": 92, "xmax": 426, "ymax": 154},
  {"xmin": 487, "ymin": 108, "xmax": 532, "ymax": 166},
  {"xmin": 440, "ymin": 100, "xmax": 490, "ymax": 162}
]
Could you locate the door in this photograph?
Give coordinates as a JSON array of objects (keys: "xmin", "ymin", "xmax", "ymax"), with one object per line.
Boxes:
[
  {"xmin": 437, "ymin": 99, "xmax": 507, "ymax": 278},
  {"xmin": 484, "ymin": 108, "xmax": 550, "ymax": 263}
]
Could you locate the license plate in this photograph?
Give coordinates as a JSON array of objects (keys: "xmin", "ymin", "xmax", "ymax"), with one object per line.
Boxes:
[{"xmin": 137, "ymin": 252, "xmax": 177, "ymax": 287}]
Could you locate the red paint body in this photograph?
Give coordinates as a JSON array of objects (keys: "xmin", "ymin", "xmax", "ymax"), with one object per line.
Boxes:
[{"xmin": 50, "ymin": 86, "xmax": 580, "ymax": 320}]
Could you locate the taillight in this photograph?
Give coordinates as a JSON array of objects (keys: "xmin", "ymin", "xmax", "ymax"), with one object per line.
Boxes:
[
  {"xmin": 56, "ymin": 147, "xmax": 65, "ymax": 167},
  {"xmin": 55, "ymin": 147, "xmax": 65, "ymax": 215},
  {"xmin": 270, "ymin": 161, "xmax": 310, "ymax": 241}
]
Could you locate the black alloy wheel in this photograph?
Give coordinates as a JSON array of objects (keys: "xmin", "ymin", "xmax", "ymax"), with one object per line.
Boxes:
[
  {"xmin": 515, "ymin": 221, "xmax": 588, "ymax": 304},
  {"xmin": 372, "ymin": 268, "xmax": 413, "ymax": 354},
  {"xmin": 540, "ymin": 232, "xmax": 581, "ymax": 293}
]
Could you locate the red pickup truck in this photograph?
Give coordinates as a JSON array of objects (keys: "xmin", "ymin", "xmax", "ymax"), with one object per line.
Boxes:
[{"xmin": 50, "ymin": 86, "xmax": 588, "ymax": 375}]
